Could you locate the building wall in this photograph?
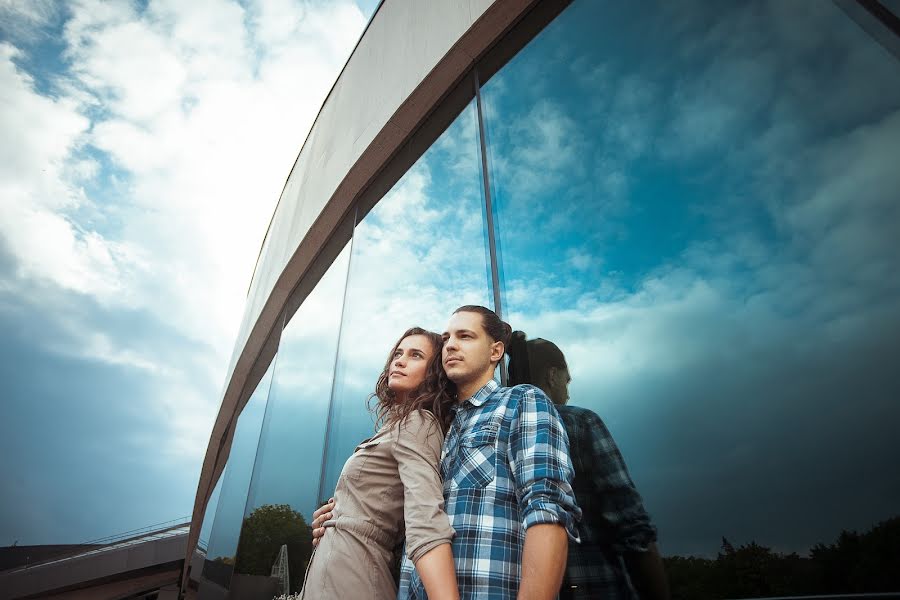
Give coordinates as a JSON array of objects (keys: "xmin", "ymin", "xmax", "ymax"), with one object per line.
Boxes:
[{"xmin": 197, "ymin": 0, "xmax": 900, "ymax": 597}]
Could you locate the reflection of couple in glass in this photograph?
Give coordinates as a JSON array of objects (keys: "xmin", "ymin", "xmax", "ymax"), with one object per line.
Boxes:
[{"xmin": 301, "ymin": 306, "xmax": 579, "ymax": 600}]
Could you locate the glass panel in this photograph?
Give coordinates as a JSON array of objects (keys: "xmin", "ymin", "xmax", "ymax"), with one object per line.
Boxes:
[
  {"xmin": 197, "ymin": 473, "xmax": 223, "ymax": 555},
  {"xmin": 481, "ymin": 1, "xmax": 900, "ymax": 597},
  {"xmin": 321, "ymin": 97, "xmax": 491, "ymax": 499},
  {"xmin": 231, "ymin": 244, "xmax": 351, "ymax": 594},
  {"xmin": 201, "ymin": 360, "xmax": 274, "ymax": 589}
]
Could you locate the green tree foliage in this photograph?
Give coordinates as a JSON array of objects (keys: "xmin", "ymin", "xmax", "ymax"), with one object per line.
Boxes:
[
  {"xmin": 665, "ymin": 517, "xmax": 900, "ymax": 599},
  {"xmin": 233, "ymin": 504, "xmax": 313, "ymax": 593}
]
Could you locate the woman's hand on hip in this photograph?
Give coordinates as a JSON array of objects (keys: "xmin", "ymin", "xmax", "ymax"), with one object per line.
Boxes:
[{"xmin": 311, "ymin": 498, "xmax": 335, "ymax": 547}]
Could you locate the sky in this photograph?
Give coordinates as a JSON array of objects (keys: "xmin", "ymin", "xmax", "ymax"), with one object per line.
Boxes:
[
  {"xmin": 3, "ymin": 0, "xmax": 898, "ymax": 569},
  {"xmin": 0, "ymin": 0, "xmax": 378, "ymax": 546}
]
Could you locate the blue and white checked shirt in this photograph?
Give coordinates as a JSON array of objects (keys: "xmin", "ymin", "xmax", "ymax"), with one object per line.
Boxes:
[{"xmin": 398, "ymin": 379, "xmax": 581, "ymax": 600}]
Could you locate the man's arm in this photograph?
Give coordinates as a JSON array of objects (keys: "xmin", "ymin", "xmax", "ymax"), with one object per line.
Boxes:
[
  {"xmin": 578, "ymin": 409, "xmax": 669, "ymax": 598},
  {"xmin": 624, "ymin": 542, "xmax": 670, "ymax": 600},
  {"xmin": 519, "ymin": 523, "xmax": 568, "ymax": 600},
  {"xmin": 508, "ymin": 386, "xmax": 581, "ymax": 600}
]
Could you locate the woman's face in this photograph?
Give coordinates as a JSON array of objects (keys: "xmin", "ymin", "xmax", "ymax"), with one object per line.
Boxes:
[{"xmin": 387, "ymin": 334, "xmax": 434, "ymax": 400}]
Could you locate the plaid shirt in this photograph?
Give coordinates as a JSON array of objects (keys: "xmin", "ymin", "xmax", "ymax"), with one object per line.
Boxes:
[
  {"xmin": 398, "ymin": 379, "xmax": 581, "ymax": 600},
  {"xmin": 556, "ymin": 404, "xmax": 657, "ymax": 599}
]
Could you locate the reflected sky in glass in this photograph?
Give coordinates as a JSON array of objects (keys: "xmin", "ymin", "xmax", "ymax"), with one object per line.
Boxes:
[
  {"xmin": 205, "ymin": 359, "xmax": 273, "ymax": 564},
  {"xmin": 198, "ymin": 471, "xmax": 222, "ymax": 550},
  {"xmin": 320, "ymin": 98, "xmax": 492, "ymax": 497},
  {"xmin": 242, "ymin": 245, "xmax": 350, "ymax": 526},
  {"xmin": 482, "ymin": 0, "xmax": 900, "ymax": 556}
]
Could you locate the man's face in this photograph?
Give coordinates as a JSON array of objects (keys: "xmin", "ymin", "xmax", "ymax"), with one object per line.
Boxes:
[{"xmin": 442, "ymin": 311, "xmax": 503, "ymax": 386}]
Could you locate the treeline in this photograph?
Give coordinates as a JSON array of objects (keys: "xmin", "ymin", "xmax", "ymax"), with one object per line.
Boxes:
[
  {"xmin": 213, "ymin": 506, "xmax": 899, "ymax": 598},
  {"xmin": 665, "ymin": 517, "xmax": 900, "ymax": 599}
]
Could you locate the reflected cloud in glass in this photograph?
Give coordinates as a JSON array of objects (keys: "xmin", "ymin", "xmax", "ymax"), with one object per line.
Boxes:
[
  {"xmin": 231, "ymin": 245, "xmax": 351, "ymax": 592},
  {"xmin": 482, "ymin": 0, "xmax": 900, "ymax": 562},
  {"xmin": 320, "ymin": 98, "xmax": 493, "ymax": 496},
  {"xmin": 202, "ymin": 358, "xmax": 274, "ymax": 586}
]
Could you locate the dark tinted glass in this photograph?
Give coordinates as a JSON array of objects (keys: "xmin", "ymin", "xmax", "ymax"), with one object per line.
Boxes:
[{"xmin": 482, "ymin": 1, "xmax": 900, "ymax": 597}]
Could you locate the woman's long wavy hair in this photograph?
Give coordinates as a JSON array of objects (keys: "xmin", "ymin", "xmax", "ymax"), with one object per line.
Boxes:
[{"xmin": 369, "ymin": 327, "xmax": 456, "ymax": 433}]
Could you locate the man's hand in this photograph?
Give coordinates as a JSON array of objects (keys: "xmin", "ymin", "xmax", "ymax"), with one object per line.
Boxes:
[{"xmin": 311, "ymin": 498, "xmax": 335, "ymax": 547}]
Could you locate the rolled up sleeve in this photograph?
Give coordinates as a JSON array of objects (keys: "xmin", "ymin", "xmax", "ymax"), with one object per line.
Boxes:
[
  {"xmin": 392, "ymin": 410, "xmax": 455, "ymax": 564},
  {"xmin": 509, "ymin": 385, "xmax": 582, "ymax": 541}
]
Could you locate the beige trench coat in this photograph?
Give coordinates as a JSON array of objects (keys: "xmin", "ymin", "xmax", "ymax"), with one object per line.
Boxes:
[{"xmin": 301, "ymin": 409, "xmax": 454, "ymax": 599}]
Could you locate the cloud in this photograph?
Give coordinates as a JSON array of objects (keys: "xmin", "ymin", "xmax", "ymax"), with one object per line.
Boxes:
[
  {"xmin": 0, "ymin": 0, "xmax": 60, "ymax": 43},
  {"xmin": 2, "ymin": 0, "xmax": 367, "ymax": 391},
  {"xmin": 0, "ymin": 0, "xmax": 368, "ymax": 543}
]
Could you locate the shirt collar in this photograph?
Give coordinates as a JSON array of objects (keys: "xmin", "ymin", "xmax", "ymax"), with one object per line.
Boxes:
[{"xmin": 461, "ymin": 378, "xmax": 500, "ymax": 408}]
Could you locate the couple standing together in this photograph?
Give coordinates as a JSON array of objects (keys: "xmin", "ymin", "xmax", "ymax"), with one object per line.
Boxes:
[{"xmin": 301, "ymin": 305, "xmax": 587, "ymax": 599}]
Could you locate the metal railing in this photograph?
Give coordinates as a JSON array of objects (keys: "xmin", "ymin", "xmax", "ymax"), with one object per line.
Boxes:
[
  {"xmin": 78, "ymin": 516, "xmax": 191, "ymax": 546},
  {"xmin": 3, "ymin": 517, "xmax": 193, "ymax": 573}
]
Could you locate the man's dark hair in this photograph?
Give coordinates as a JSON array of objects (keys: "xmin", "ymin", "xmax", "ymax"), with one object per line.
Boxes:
[{"xmin": 453, "ymin": 305, "xmax": 513, "ymax": 350}]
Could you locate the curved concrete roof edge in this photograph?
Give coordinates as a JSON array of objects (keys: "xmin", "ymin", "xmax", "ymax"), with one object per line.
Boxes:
[{"xmin": 182, "ymin": 0, "xmax": 538, "ymax": 590}]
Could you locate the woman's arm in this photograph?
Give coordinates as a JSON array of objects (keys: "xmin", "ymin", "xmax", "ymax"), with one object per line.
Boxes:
[
  {"xmin": 414, "ymin": 542, "xmax": 459, "ymax": 600},
  {"xmin": 392, "ymin": 410, "xmax": 459, "ymax": 600}
]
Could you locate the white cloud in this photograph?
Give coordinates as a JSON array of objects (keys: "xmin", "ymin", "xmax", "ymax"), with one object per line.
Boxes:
[
  {"xmin": 0, "ymin": 0, "xmax": 369, "ymax": 462},
  {"xmin": 0, "ymin": 42, "xmax": 143, "ymax": 304},
  {"xmin": 0, "ymin": 0, "xmax": 60, "ymax": 43}
]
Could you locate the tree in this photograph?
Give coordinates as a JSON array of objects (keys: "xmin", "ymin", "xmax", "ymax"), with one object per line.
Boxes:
[
  {"xmin": 664, "ymin": 516, "xmax": 900, "ymax": 599},
  {"xmin": 234, "ymin": 504, "xmax": 313, "ymax": 593},
  {"xmin": 810, "ymin": 516, "xmax": 900, "ymax": 592}
]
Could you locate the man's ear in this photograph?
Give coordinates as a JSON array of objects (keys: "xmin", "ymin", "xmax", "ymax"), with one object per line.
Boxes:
[{"xmin": 490, "ymin": 341, "xmax": 505, "ymax": 364}]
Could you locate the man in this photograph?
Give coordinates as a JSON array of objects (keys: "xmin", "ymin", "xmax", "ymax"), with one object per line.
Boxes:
[{"xmin": 313, "ymin": 305, "xmax": 581, "ymax": 600}]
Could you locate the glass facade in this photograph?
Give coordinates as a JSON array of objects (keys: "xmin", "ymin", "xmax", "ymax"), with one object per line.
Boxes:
[
  {"xmin": 320, "ymin": 98, "xmax": 492, "ymax": 498},
  {"xmin": 231, "ymin": 245, "xmax": 351, "ymax": 593},
  {"xmin": 201, "ymin": 1, "xmax": 900, "ymax": 597},
  {"xmin": 197, "ymin": 472, "xmax": 222, "ymax": 554},
  {"xmin": 202, "ymin": 359, "xmax": 274, "ymax": 588}
]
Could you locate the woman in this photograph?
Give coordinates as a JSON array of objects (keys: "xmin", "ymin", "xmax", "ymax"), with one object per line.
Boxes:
[{"xmin": 301, "ymin": 327, "xmax": 459, "ymax": 600}]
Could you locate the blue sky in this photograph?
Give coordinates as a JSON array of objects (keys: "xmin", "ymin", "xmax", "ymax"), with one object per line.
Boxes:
[{"xmin": 0, "ymin": 0, "xmax": 375, "ymax": 546}]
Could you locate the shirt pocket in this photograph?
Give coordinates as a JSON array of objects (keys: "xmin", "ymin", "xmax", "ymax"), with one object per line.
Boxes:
[
  {"xmin": 350, "ymin": 438, "xmax": 384, "ymax": 480},
  {"xmin": 454, "ymin": 426, "xmax": 498, "ymax": 489}
]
